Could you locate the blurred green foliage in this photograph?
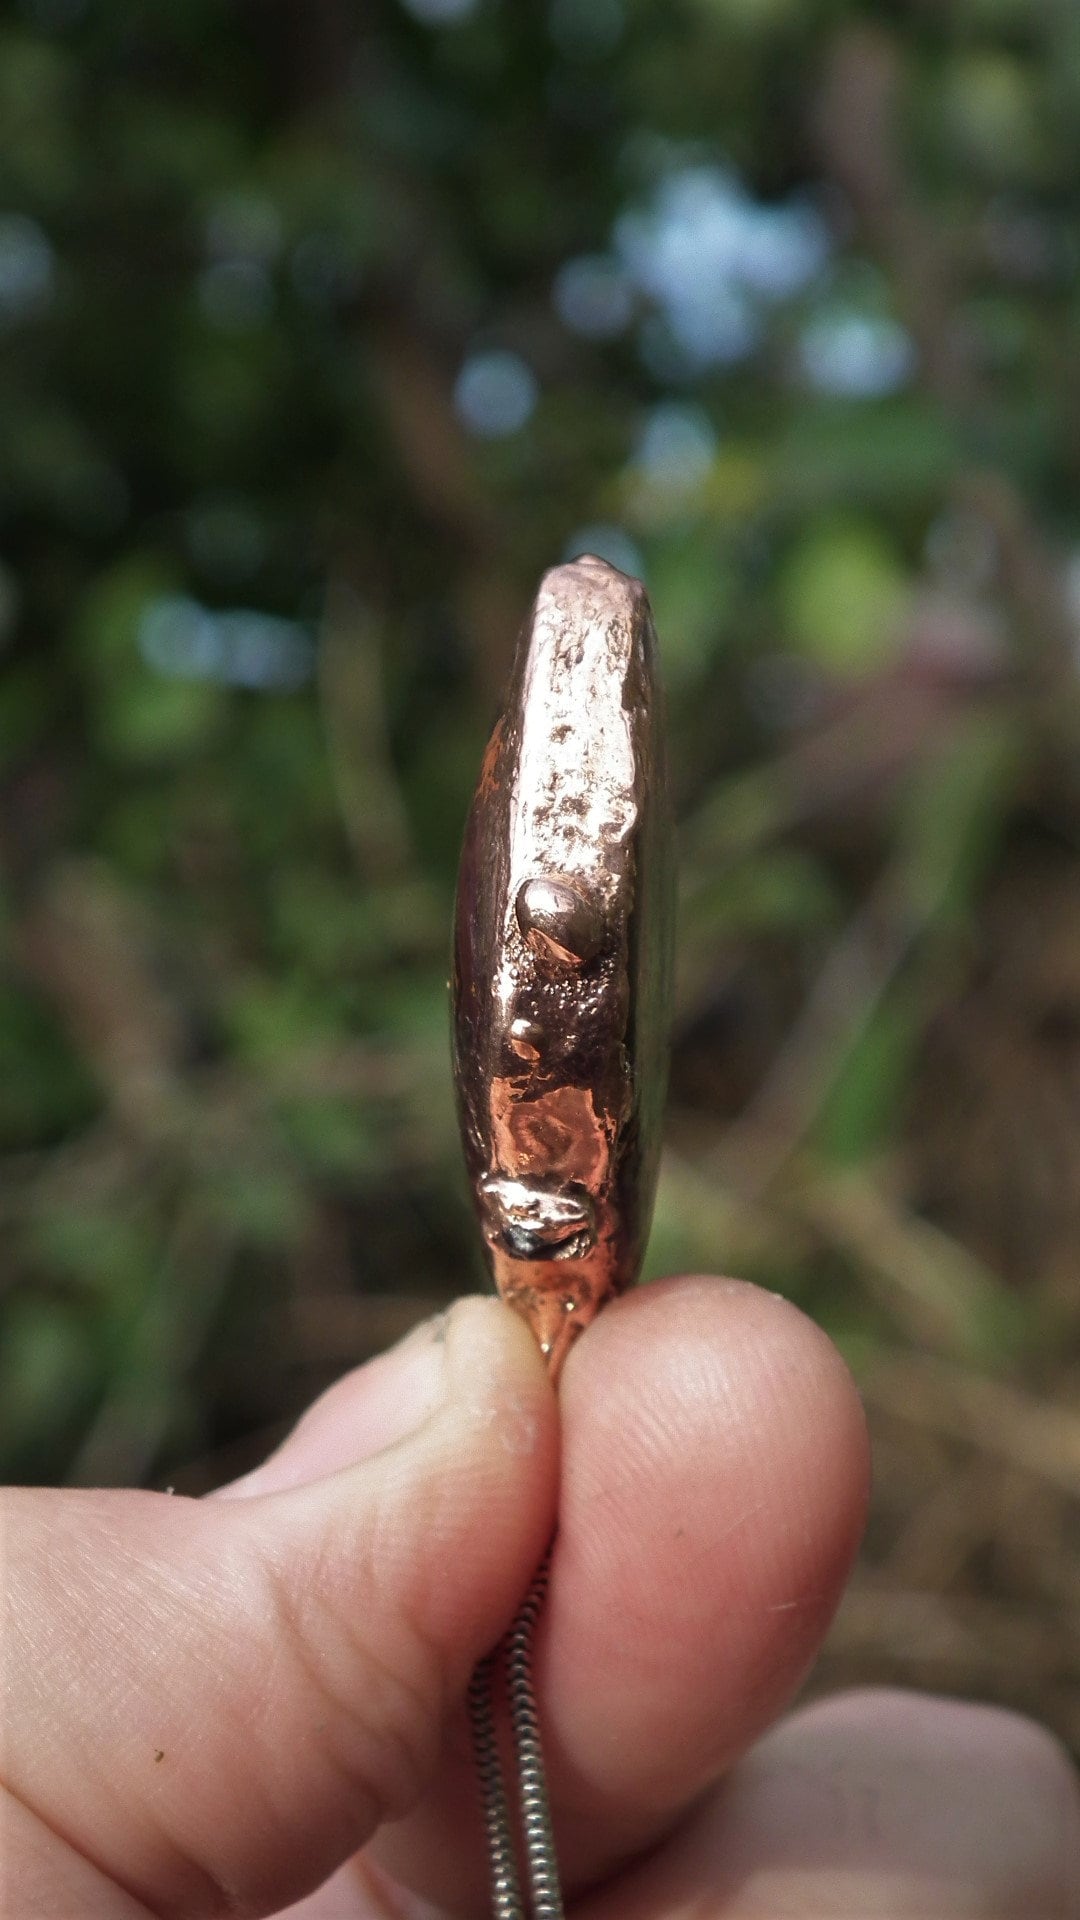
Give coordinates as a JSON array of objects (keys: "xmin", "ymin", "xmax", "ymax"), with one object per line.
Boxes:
[{"xmin": 3, "ymin": 0, "xmax": 1080, "ymax": 1740}]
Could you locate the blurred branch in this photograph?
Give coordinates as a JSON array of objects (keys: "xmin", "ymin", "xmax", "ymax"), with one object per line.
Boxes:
[
  {"xmin": 16, "ymin": 862, "xmax": 190, "ymax": 1145},
  {"xmin": 319, "ymin": 580, "xmax": 422, "ymax": 886},
  {"xmin": 864, "ymin": 1352, "xmax": 1080, "ymax": 1500},
  {"xmin": 709, "ymin": 867, "xmax": 921, "ymax": 1197},
  {"xmin": 814, "ymin": 25, "xmax": 975, "ymax": 411},
  {"xmin": 366, "ymin": 315, "xmax": 528, "ymax": 690},
  {"xmin": 830, "ymin": 1583, "xmax": 1076, "ymax": 1698},
  {"xmin": 791, "ymin": 1163, "xmax": 1019, "ymax": 1361},
  {"xmin": 814, "ymin": 25, "xmax": 1078, "ymax": 688},
  {"xmin": 651, "ymin": 1143, "xmax": 812, "ymax": 1280},
  {"xmin": 680, "ymin": 681, "xmax": 969, "ymax": 876},
  {"xmin": 67, "ymin": 1202, "xmax": 234, "ymax": 1487},
  {"xmin": 956, "ymin": 470, "xmax": 1080, "ymax": 700},
  {"xmin": 368, "ymin": 318, "xmax": 498, "ymax": 552}
]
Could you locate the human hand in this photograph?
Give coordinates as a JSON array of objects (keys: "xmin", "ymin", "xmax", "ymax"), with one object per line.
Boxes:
[{"xmin": 4, "ymin": 1278, "xmax": 1078, "ymax": 1918}]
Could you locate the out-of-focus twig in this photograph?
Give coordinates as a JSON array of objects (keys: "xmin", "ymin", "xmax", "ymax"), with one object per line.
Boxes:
[
  {"xmin": 366, "ymin": 316, "xmax": 527, "ymax": 690},
  {"xmin": 319, "ymin": 580, "xmax": 422, "ymax": 887},
  {"xmin": 791, "ymin": 1164, "xmax": 1019, "ymax": 1361},
  {"xmin": 679, "ymin": 680, "xmax": 975, "ymax": 879},
  {"xmin": 814, "ymin": 24, "xmax": 1077, "ymax": 688},
  {"xmin": 15, "ymin": 860, "xmax": 190, "ymax": 1144},
  {"xmin": 829, "ymin": 1584, "xmax": 1077, "ymax": 1700},
  {"xmin": 864, "ymin": 1352, "xmax": 1080, "ymax": 1500},
  {"xmin": 68, "ymin": 1202, "xmax": 234, "ymax": 1487},
  {"xmin": 710, "ymin": 867, "xmax": 921, "ymax": 1199},
  {"xmin": 813, "ymin": 25, "xmax": 976, "ymax": 412}
]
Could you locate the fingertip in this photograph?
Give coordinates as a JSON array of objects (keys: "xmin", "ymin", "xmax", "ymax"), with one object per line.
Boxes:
[
  {"xmin": 561, "ymin": 1273, "xmax": 870, "ymax": 1574},
  {"xmin": 403, "ymin": 1291, "xmax": 561, "ymax": 1644},
  {"xmin": 257, "ymin": 1291, "xmax": 559, "ymax": 1665},
  {"xmin": 216, "ymin": 1315, "xmax": 452, "ymax": 1498},
  {"xmin": 542, "ymin": 1274, "xmax": 871, "ymax": 1877},
  {"xmin": 217, "ymin": 1292, "xmax": 557, "ymax": 1504},
  {"xmin": 442, "ymin": 1291, "xmax": 558, "ymax": 1437}
]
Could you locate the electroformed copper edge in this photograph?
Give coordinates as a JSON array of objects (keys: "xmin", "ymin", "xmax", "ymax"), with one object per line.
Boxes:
[{"xmin": 452, "ymin": 553, "xmax": 674, "ymax": 1375}]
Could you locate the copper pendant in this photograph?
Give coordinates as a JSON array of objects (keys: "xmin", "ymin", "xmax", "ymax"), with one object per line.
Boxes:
[{"xmin": 452, "ymin": 554, "xmax": 674, "ymax": 1374}]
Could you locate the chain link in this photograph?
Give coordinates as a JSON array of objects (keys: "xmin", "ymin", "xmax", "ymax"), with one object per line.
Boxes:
[{"xmin": 470, "ymin": 1551, "xmax": 564, "ymax": 1920}]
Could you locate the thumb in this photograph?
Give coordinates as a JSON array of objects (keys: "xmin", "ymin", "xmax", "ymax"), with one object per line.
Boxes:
[{"xmin": 2, "ymin": 1297, "xmax": 557, "ymax": 1919}]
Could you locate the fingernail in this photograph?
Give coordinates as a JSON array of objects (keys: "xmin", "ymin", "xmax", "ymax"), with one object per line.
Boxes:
[{"xmin": 218, "ymin": 1319, "xmax": 449, "ymax": 1498}]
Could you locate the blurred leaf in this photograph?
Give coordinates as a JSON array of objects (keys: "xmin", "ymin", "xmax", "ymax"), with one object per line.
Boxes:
[
  {"xmin": 227, "ymin": 978, "xmax": 342, "ymax": 1066},
  {"xmin": 28, "ymin": 1198, "xmax": 159, "ymax": 1296},
  {"xmin": 813, "ymin": 713, "xmax": 1023, "ymax": 1166},
  {"xmin": 779, "ymin": 516, "xmax": 909, "ymax": 673},
  {"xmin": 0, "ymin": 30, "xmax": 76, "ymax": 197},
  {"xmin": 897, "ymin": 707, "xmax": 1023, "ymax": 923},
  {"xmin": 941, "ymin": 53, "xmax": 1049, "ymax": 185},
  {"xmin": 75, "ymin": 555, "xmax": 228, "ymax": 762},
  {"xmin": 0, "ymin": 984, "xmax": 98, "ymax": 1144},
  {"xmin": 271, "ymin": 870, "xmax": 385, "ymax": 974},
  {"xmin": 0, "ymin": 1295, "xmax": 98, "ymax": 1469},
  {"xmin": 682, "ymin": 846, "xmax": 839, "ymax": 938},
  {"xmin": 101, "ymin": 669, "xmax": 228, "ymax": 764},
  {"xmin": 368, "ymin": 972, "xmax": 452, "ymax": 1053},
  {"xmin": 199, "ymin": 1158, "xmax": 305, "ymax": 1247},
  {"xmin": 771, "ymin": 402, "xmax": 958, "ymax": 508},
  {"xmin": 699, "ymin": 445, "xmax": 768, "ymax": 522},
  {"xmin": 109, "ymin": 97, "xmax": 244, "ymax": 196},
  {"xmin": 277, "ymin": 1094, "xmax": 383, "ymax": 1180},
  {"xmin": 643, "ymin": 531, "xmax": 734, "ymax": 688},
  {"xmin": 174, "ymin": 328, "xmax": 289, "ymax": 464},
  {"xmin": 687, "ymin": 0, "xmax": 800, "ymax": 33},
  {"xmin": 0, "ymin": 662, "xmax": 51, "ymax": 775},
  {"xmin": 816, "ymin": 979, "xmax": 923, "ymax": 1167}
]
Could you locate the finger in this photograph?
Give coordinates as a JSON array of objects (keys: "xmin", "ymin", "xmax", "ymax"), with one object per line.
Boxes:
[
  {"xmin": 372, "ymin": 1275, "xmax": 870, "ymax": 1908},
  {"xmin": 1, "ymin": 1298, "xmax": 558, "ymax": 1920},
  {"xmin": 216, "ymin": 1311, "xmax": 459, "ymax": 1499},
  {"xmin": 578, "ymin": 1688, "xmax": 1080, "ymax": 1918}
]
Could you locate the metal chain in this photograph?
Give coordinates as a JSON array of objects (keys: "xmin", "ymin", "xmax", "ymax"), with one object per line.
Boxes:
[
  {"xmin": 505, "ymin": 1551, "xmax": 564, "ymax": 1920},
  {"xmin": 468, "ymin": 1652, "xmax": 525, "ymax": 1920},
  {"xmin": 470, "ymin": 1550, "xmax": 565, "ymax": 1920}
]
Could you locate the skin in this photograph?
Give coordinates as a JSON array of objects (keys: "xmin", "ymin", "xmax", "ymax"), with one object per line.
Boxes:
[{"xmin": 2, "ymin": 1277, "xmax": 1078, "ymax": 1920}]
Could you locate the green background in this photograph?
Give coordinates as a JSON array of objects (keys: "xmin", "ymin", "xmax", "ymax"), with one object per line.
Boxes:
[{"xmin": 2, "ymin": 0, "xmax": 1078, "ymax": 1750}]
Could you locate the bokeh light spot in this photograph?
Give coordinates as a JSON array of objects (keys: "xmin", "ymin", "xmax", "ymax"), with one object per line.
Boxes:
[
  {"xmin": 562, "ymin": 525, "xmax": 644, "ymax": 580},
  {"xmin": 138, "ymin": 598, "xmax": 314, "ymax": 691},
  {"xmin": 0, "ymin": 215, "xmax": 55, "ymax": 322},
  {"xmin": 400, "ymin": 0, "xmax": 478, "ymax": 23},
  {"xmin": 553, "ymin": 254, "xmax": 634, "ymax": 339},
  {"xmin": 549, "ymin": 0, "xmax": 624, "ymax": 61},
  {"xmin": 197, "ymin": 259, "xmax": 273, "ymax": 332},
  {"xmin": 615, "ymin": 163, "xmax": 829, "ymax": 370},
  {"xmin": 453, "ymin": 350, "xmax": 539, "ymax": 438},
  {"xmin": 798, "ymin": 310, "xmax": 916, "ymax": 397},
  {"xmin": 634, "ymin": 402, "xmax": 718, "ymax": 493}
]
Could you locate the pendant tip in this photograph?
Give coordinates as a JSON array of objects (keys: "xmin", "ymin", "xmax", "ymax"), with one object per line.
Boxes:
[{"xmin": 507, "ymin": 1284, "xmax": 593, "ymax": 1380}]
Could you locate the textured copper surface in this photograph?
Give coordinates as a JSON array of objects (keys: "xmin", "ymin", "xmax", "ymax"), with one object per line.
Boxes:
[{"xmin": 452, "ymin": 554, "xmax": 674, "ymax": 1372}]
